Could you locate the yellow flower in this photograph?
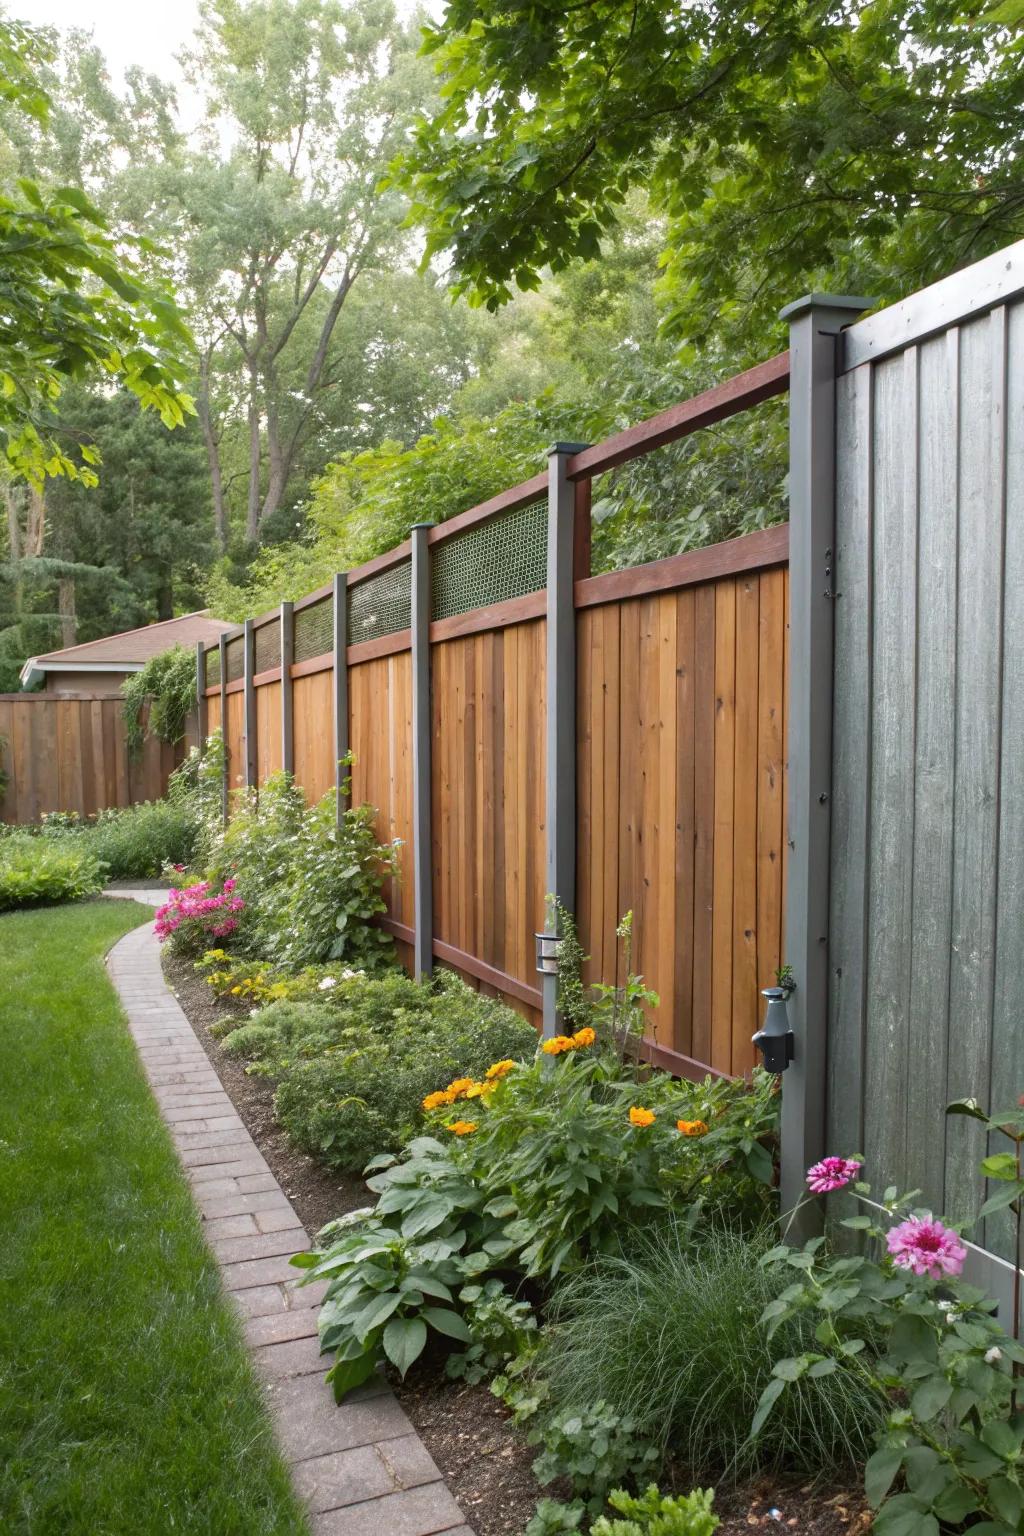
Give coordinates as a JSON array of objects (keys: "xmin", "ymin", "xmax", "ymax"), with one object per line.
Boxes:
[
  {"xmin": 447, "ymin": 1120, "xmax": 478, "ymax": 1136},
  {"xmin": 485, "ymin": 1059, "xmax": 516, "ymax": 1080},
  {"xmin": 422, "ymin": 1091, "xmax": 450, "ymax": 1112},
  {"xmin": 464, "ymin": 1083, "xmax": 487, "ymax": 1099},
  {"xmin": 629, "ymin": 1106, "xmax": 656, "ymax": 1128},
  {"xmin": 541, "ymin": 1035, "xmax": 575, "ymax": 1056},
  {"xmin": 572, "ymin": 1027, "xmax": 596, "ymax": 1048},
  {"xmin": 445, "ymin": 1077, "xmax": 476, "ymax": 1101},
  {"xmin": 677, "ymin": 1119, "xmax": 709, "ymax": 1137},
  {"xmin": 230, "ymin": 985, "xmax": 242, "ymax": 995}
]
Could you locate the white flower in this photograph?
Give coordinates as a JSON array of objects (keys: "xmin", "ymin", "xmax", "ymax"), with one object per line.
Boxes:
[
  {"xmin": 340, "ymin": 968, "xmax": 364, "ymax": 980},
  {"xmin": 985, "ymin": 1346, "xmax": 1003, "ymax": 1364},
  {"xmin": 318, "ymin": 977, "xmax": 337, "ymax": 991}
]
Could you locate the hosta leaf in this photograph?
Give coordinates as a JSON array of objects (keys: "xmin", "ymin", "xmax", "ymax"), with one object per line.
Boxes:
[
  {"xmin": 382, "ymin": 1317, "xmax": 427, "ymax": 1376},
  {"xmin": 422, "ymin": 1307, "xmax": 472, "ymax": 1341},
  {"xmin": 326, "ymin": 1350, "xmax": 376, "ymax": 1402}
]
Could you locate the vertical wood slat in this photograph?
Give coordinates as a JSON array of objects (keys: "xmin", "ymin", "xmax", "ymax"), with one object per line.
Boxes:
[
  {"xmin": 243, "ymin": 618, "xmax": 257, "ymax": 791},
  {"xmin": 333, "ymin": 574, "xmax": 348, "ymax": 821}
]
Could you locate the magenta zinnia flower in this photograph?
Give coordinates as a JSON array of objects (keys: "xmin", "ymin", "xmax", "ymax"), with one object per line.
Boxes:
[
  {"xmin": 886, "ymin": 1215, "xmax": 966, "ymax": 1279},
  {"xmin": 806, "ymin": 1156, "xmax": 862, "ymax": 1193}
]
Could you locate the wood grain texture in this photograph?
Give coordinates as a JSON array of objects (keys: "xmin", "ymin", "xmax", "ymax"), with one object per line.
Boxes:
[
  {"xmin": 349, "ymin": 652, "xmax": 414, "ymax": 930},
  {"xmin": 255, "ymin": 681, "xmax": 283, "ymax": 782},
  {"xmin": 291, "ymin": 670, "xmax": 335, "ymax": 806}
]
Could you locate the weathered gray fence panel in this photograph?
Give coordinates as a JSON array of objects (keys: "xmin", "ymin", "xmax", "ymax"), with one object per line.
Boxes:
[{"xmin": 829, "ymin": 243, "xmax": 1024, "ymax": 1315}]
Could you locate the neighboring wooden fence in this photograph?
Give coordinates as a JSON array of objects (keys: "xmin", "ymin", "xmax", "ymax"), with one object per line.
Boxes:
[
  {"xmin": 0, "ymin": 695, "xmax": 181, "ymax": 824},
  {"xmin": 201, "ymin": 354, "xmax": 791, "ymax": 1081}
]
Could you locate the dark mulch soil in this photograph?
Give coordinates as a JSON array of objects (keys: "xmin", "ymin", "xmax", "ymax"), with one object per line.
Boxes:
[{"xmin": 162, "ymin": 948, "xmax": 870, "ymax": 1536}]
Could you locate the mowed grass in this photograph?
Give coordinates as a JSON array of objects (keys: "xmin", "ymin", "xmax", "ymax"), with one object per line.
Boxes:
[{"xmin": 0, "ymin": 900, "xmax": 309, "ymax": 1535}]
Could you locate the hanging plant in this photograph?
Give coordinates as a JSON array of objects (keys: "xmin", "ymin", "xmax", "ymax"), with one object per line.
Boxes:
[{"xmin": 121, "ymin": 645, "xmax": 196, "ymax": 753}]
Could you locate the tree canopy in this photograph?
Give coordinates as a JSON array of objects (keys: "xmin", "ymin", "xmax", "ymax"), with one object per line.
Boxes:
[{"xmin": 394, "ymin": 0, "xmax": 1024, "ymax": 350}]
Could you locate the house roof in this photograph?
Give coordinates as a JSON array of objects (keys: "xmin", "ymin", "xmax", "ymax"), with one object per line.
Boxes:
[{"xmin": 19, "ymin": 611, "xmax": 234, "ymax": 688}]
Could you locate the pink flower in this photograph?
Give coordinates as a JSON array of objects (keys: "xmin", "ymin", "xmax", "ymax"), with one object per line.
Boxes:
[
  {"xmin": 886, "ymin": 1215, "xmax": 966, "ymax": 1280},
  {"xmin": 806, "ymin": 1156, "xmax": 862, "ymax": 1193}
]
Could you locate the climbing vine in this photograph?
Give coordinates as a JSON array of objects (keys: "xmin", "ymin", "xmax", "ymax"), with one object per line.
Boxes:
[{"xmin": 121, "ymin": 646, "xmax": 197, "ymax": 753}]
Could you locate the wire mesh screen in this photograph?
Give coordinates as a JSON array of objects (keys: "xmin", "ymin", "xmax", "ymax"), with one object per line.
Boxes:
[
  {"xmin": 254, "ymin": 617, "xmax": 281, "ymax": 674},
  {"xmin": 347, "ymin": 559, "xmax": 412, "ymax": 646},
  {"xmin": 225, "ymin": 635, "xmax": 244, "ymax": 684},
  {"xmin": 431, "ymin": 500, "xmax": 548, "ymax": 623},
  {"xmin": 293, "ymin": 597, "xmax": 334, "ymax": 663},
  {"xmin": 205, "ymin": 647, "xmax": 221, "ymax": 689}
]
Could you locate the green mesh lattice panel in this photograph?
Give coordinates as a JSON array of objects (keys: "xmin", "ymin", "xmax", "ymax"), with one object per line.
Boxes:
[
  {"xmin": 431, "ymin": 500, "xmax": 548, "ymax": 623},
  {"xmin": 347, "ymin": 559, "xmax": 412, "ymax": 645},
  {"xmin": 225, "ymin": 635, "xmax": 244, "ymax": 683},
  {"xmin": 205, "ymin": 648, "xmax": 221, "ymax": 689},
  {"xmin": 293, "ymin": 597, "xmax": 334, "ymax": 663},
  {"xmin": 254, "ymin": 618, "xmax": 281, "ymax": 674}
]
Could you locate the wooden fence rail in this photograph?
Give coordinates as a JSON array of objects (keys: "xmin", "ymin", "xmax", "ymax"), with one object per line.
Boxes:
[
  {"xmin": 0, "ymin": 695, "xmax": 182, "ymax": 824},
  {"xmin": 202, "ymin": 355, "xmax": 791, "ymax": 1081}
]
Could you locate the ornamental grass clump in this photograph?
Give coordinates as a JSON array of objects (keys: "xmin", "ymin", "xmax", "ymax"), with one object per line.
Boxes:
[{"xmin": 539, "ymin": 1222, "xmax": 883, "ymax": 1482}]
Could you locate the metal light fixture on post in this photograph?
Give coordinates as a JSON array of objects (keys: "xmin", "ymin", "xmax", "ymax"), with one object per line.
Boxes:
[
  {"xmin": 752, "ymin": 985, "xmax": 795, "ymax": 1074},
  {"xmin": 535, "ymin": 931, "xmax": 561, "ymax": 976}
]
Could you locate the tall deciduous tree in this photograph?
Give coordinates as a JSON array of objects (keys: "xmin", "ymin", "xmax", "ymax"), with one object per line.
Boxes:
[
  {"xmin": 172, "ymin": 0, "xmax": 435, "ymax": 545},
  {"xmin": 394, "ymin": 0, "xmax": 1024, "ymax": 350}
]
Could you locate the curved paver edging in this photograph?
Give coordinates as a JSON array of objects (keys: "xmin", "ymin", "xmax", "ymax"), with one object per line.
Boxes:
[{"xmin": 105, "ymin": 907, "xmax": 473, "ymax": 1536}]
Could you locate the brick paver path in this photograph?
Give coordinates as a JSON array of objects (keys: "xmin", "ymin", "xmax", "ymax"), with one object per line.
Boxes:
[{"xmin": 105, "ymin": 904, "xmax": 473, "ymax": 1536}]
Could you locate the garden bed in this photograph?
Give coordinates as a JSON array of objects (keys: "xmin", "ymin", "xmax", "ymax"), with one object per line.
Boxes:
[{"xmin": 163, "ymin": 946, "xmax": 870, "ymax": 1536}]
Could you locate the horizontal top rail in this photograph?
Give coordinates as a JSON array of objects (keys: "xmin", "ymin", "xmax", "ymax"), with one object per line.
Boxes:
[
  {"xmin": 841, "ymin": 238, "xmax": 1024, "ymax": 373},
  {"xmin": 425, "ymin": 472, "xmax": 549, "ymax": 547},
  {"xmin": 566, "ymin": 351, "xmax": 790, "ymax": 480},
  {"xmin": 575, "ymin": 522, "xmax": 789, "ymax": 609}
]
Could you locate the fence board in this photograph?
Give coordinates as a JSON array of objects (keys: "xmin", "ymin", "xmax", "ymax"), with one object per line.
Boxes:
[{"xmin": 255, "ymin": 681, "xmax": 283, "ymax": 783}]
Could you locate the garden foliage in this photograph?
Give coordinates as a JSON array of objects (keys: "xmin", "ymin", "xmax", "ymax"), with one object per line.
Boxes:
[
  {"xmin": 214, "ymin": 970, "xmax": 536, "ymax": 1171},
  {"xmin": 121, "ymin": 646, "xmax": 197, "ymax": 752},
  {"xmin": 0, "ymin": 833, "xmax": 106, "ymax": 909}
]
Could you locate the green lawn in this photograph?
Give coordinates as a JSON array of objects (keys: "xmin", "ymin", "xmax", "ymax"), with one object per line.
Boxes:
[{"xmin": 0, "ymin": 900, "xmax": 309, "ymax": 1535}]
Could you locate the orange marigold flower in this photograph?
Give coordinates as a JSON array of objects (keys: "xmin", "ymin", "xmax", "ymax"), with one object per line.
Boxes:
[
  {"xmin": 485, "ymin": 1059, "xmax": 516, "ymax": 1080},
  {"xmin": 464, "ymin": 1083, "xmax": 487, "ymax": 1099},
  {"xmin": 422, "ymin": 1091, "xmax": 449, "ymax": 1112},
  {"xmin": 446, "ymin": 1077, "xmax": 476, "ymax": 1100},
  {"xmin": 677, "ymin": 1118, "xmax": 709, "ymax": 1137},
  {"xmin": 447, "ymin": 1120, "xmax": 478, "ymax": 1136},
  {"xmin": 572, "ymin": 1027, "xmax": 596, "ymax": 1048},
  {"xmin": 629, "ymin": 1106, "xmax": 656, "ymax": 1127},
  {"xmin": 541, "ymin": 1035, "xmax": 575, "ymax": 1056}
]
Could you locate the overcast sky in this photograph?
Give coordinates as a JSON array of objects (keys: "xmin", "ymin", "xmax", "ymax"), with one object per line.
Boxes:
[{"xmin": 19, "ymin": 0, "xmax": 201, "ymax": 96}]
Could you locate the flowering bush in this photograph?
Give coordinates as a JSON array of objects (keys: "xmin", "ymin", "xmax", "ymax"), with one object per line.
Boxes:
[
  {"xmin": 194, "ymin": 949, "xmax": 349, "ymax": 1007},
  {"xmin": 154, "ymin": 879, "xmax": 245, "ymax": 956},
  {"xmin": 756, "ymin": 1138, "xmax": 1024, "ymax": 1534}
]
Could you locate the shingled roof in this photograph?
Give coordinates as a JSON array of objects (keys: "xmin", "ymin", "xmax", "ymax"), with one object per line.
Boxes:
[{"xmin": 20, "ymin": 611, "xmax": 233, "ymax": 687}]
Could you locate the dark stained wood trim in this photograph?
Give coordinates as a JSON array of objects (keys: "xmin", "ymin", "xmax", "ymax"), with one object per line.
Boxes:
[
  {"xmin": 346, "ymin": 541, "xmax": 413, "ymax": 587},
  {"xmin": 289, "ymin": 654, "xmax": 334, "ymax": 681},
  {"xmin": 203, "ymin": 687, "xmax": 219, "ymax": 700},
  {"xmin": 379, "ymin": 914, "xmax": 416, "ymax": 947},
  {"xmin": 567, "ymin": 352, "xmax": 790, "ymax": 479},
  {"xmin": 574, "ymin": 524, "xmax": 789, "ymax": 610},
  {"xmin": 252, "ymin": 666, "xmax": 283, "ymax": 688},
  {"xmin": 432, "ymin": 938, "xmax": 543, "ymax": 1010},
  {"xmin": 429, "ymin": 591, "xmax": 546, "ymax": 645},
  {"xmin": 426, "ymin": 473, "xmax": 549, "ymax": 547},
  {"xmin": 636, "ymin": 1037, "xmax": 734, "ymax": 1084},
  {"xmin": 293, "ymin": 583, "xmax": 333, "ymax": 613},
  {"xmin": 347, "ymin": 629, "xmax": 412, "ymax": 666},
  {"xmin": 224, "ymin": 678, "xmax": 245, "ymax": 696}
]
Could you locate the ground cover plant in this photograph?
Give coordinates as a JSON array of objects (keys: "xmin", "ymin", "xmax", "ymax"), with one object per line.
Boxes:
[
  {"xmin": 0, "ymin": 899, "xmax": 309, "ymax": 1535},
  {"xmin": 0, "ymin": 832, "xmax": 106, "ymax": 910}
]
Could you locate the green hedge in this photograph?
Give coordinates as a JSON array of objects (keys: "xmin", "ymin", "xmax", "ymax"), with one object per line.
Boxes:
[{"xmin": 0, "ymin": 836, "xmax": 107, "ymax": 910}]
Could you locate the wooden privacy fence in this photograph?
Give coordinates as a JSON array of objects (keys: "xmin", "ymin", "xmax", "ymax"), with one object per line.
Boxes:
[
  {"xmin": 0, "ymin": 695, "xmax": 181, "ymax": 824},
  {"xmin": 201, "ymin": 354, "xmax": 791, "ymax": 1082}
]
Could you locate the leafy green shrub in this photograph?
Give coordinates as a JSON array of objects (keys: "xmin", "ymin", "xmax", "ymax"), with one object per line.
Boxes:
[
  {"xmin": 539, "ymin": 1222, "xmax": 882, "ymax": 1482},
  {"xmin": 230, "ymin": 971, "xmax": 536, "ymax": 1171},
  {"xmin": 81, "ymin": 799, "xmax": 199, "ymax": 878},
  {"xmin": 210, "ymin": 772, "xmax": 396, "ymax": 972},
  {"xmin": 166, "ymin": 731, "xmax": 226, "ymax": 872},
  {"xmin": 532, "ymin": 1402, "xmax": 661, "ymax": 1516},
  {"xmin": 591, "ymin": 1485, "xmax": 719, "ymax": 1536},
  {"xmin": 418, "ymin": 1043, "xmax": 778, "ymax": 1279},
  {"xmin": 446, "ymin": 1277, "xmax": 537, "ymax": 1384},
  {"xmin": 0, "ymin": 835, "xmax": 106, "ymax": 910}
]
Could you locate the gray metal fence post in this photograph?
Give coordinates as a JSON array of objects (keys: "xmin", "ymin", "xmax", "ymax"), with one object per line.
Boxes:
[
  {"xmin": 218, "ymin": 633, "xmax": 228, "ymax": 826},
  {"xmin": 780, "ymin": 293, "xmax": 871, "ymax": 1229},
  {"xmin": 243, "ymin": 618, "xmax": 257, "ymax": 790},
  {"xmin": 195, "ymin": 641, "xmax": 207, "ymax": 747},
  {"xmin": 542, "ymin": 443, "xmax": 590, "ymax": 1038},
  {"xmin": 410, "ymin": 526, "xmax": 433, "ymax": 979},
  {"xmin": 332, "ymin": 573, "xmax": 350, "ymax": 824},
  {"xmin": 280, "ymin": 601, "xmax": 294, "ymax": 778}
]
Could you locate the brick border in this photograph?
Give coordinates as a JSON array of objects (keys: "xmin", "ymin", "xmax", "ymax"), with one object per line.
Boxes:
[{"xmin": 105, "ymin": 909, "xmax": 473, "ymax": 1536}]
